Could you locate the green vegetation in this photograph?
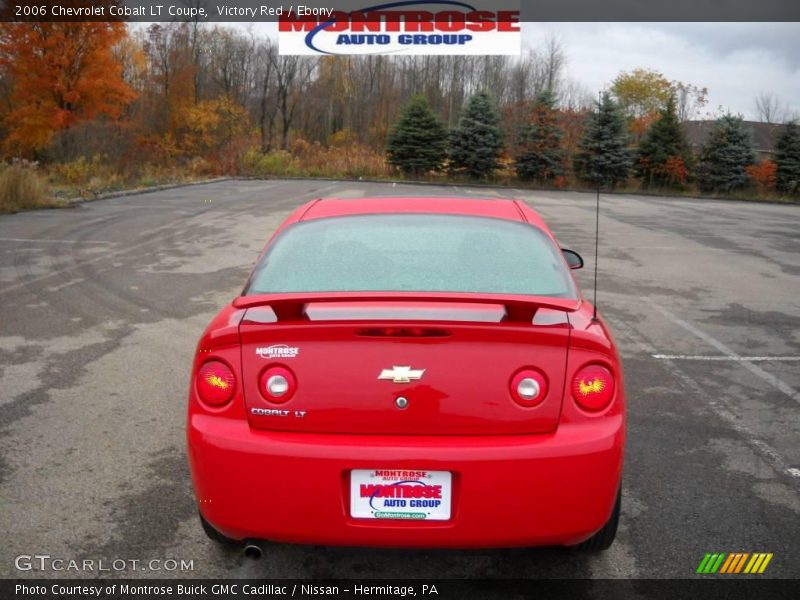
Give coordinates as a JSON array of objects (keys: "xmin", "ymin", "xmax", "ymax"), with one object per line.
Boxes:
[
  {"xmin": 448, "ymin": 92, "xmax": 504, "ymax": 179},
  {"xmin": 775, "ymin": 120, "xmax": 800, "ymax": 194},
  {"xmin": 636, "ymin": 95, "xmax": 693, "ymax": 188},
  {"xmin": 0, "ymin": 23, "xmax": 796, "ymax": 207},
  {"xmin": 386, "ymin": 96, "xmax": 448, "ymax": 176},
  {"xmin": 574, "ymin": 93, "xmax": 634, "ymax": 189},
  {"xmin": 0, "ymin": 161, "xmax": 57, "ymax": 214},
  {"xmin": 697, "ymin": 115, "xmax": 756, "ymax": 194},
  {"xmin": 515, "ymin": 91, "xmax": 566, "ymax": 184}
]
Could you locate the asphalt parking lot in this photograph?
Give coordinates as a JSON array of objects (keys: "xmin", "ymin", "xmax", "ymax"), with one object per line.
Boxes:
[{"xmin": 0, "ymin": 179, "xmax": 798, "ymax": 579}]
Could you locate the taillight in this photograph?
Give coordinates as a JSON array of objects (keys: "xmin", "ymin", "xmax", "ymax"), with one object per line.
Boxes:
[
  {"xmin": 572, "ymin": 365, "xmax": 615, "ymax": 412},
  {"xmin": 260, "ymin": 366, "xmax": 296, "ymax": 403},
  {"xmin": 196, "ymin": 360, "xmax": 235, "ymax": 406},
  {"xmin": 510, "ymin": 369, "xmax": 548, "ymax": 407}
]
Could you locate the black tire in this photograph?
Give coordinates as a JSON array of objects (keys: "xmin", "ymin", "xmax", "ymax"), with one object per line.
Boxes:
[
  {"xmin": 575, "ymin": 488, "xmax": 621, "ymax": 552},
  {"xmin": 199, "ymin": 512, "xmax": 240, "ymax": 547}
]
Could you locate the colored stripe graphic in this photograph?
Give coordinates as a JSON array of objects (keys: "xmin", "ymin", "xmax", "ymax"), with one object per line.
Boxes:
[
  {"xmin": 700, "ymin": 552, "xmax": 773, "ymax": 574},
  {"xmin": 722, "ymin": 553, "xmax": 742, "ymax": 573},
  {"xmin": 758, "ymin": 554, "xmax": 773, "ymax": 573},
  {"xmin": 697, "ymin": 553, "xmax": 712, "ymax": 573},
  {"xmin": 719, "ymin": 554, "xmax": 736, "ymax": 573},
  {"xmin": 697, "ymin": 553, "xmax": 726, "ymax": 574},
  {"xmin": 735, "ymin": 553, "xmax": 750, "ymax": 573},
  {"xmin": 745, "ymin": 554, "xmax": 760, "ymax": 573},
  {"xmin": 710, "ymin": 553, "xmax": 726, "ymax": 573}
]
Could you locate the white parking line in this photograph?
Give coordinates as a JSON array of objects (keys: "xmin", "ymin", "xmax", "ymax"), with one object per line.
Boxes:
[
  {"xmin": 47, "ymin": 277, "xmax": 87, "ymax": 293},
  {"xmin": 651, "ymin": 303, "xmax": 800, "ymax": 404},
  {"xmin": 653, "ymin": 355, "xmax": 800, "ymax": 362},
  {"xmin": 0, "ymin": 237, "xmax": 112, "ymax": 245},
  {"xmin": 609, "ymin": 316, "xmax": 798, "ymax": 481}
]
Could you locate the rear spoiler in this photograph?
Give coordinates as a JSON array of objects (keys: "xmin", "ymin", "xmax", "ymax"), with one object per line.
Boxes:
[{"xmin": 233, "ymin": 292, "xmax": 580, "ymax": 323}]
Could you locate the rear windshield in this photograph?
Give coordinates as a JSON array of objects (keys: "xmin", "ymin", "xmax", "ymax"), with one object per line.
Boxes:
[{"xmin": 246, "ymin": 214, "xmax": 577, "ymax": 298}]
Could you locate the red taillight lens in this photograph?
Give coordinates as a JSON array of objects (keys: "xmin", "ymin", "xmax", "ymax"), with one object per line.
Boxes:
[
  {"xmin": 196, "ymin": 360, "xmax": 235, "ymax": 406},
  {"xmin": 259, "ymin": 366, "xmax": 296, "ymax": 403},
  {"xmin": 510, "ymin": 369, "xmax": 548, "ymax": 407},
  {"xmin": 572, "ymin": 365, "xmax": 615, "ymax": 412}
]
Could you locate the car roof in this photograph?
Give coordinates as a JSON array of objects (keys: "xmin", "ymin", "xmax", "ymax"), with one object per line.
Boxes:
[{"xmin": 292, "ymin": 197, "xmax": 550, "ymax": 231}]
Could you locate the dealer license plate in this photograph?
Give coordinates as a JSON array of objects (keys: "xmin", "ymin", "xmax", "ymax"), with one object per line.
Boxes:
[{"xmin": 350, "ymin": 469, "xmax": 452, "ymax": 520}]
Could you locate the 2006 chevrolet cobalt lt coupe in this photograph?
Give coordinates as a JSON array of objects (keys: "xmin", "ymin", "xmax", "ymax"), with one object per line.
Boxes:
[{"xmin": 187, "ymin": 197, "xmax": 625, "ymax": 551}]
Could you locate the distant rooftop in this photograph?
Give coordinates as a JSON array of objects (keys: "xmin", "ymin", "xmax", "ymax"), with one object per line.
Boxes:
[{"xmin": 682, "ymin": 120, "xmax": 787, "ymax": 158}]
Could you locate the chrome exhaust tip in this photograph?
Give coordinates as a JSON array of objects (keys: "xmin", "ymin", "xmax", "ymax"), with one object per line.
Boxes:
[{"xmin": 243, "ymin": 543, "xmax": 263, "ymax": 560}]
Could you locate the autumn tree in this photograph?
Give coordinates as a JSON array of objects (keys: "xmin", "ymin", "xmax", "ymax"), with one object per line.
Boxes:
[
  {"xmin": 745, "ymin": 160, "xmax": 777, "ymax": 194},
  {"xmin": 636, "ymin": 95, "xmax": 693, "ymax": 188},
  {"xmin": 386, "ymin": 96, "xmax": 448, "ymax": 176},
  {"xmin": 171, "ymin": 96, "xmax": 249, "ymax": 161},
  {"xmin": 0, "ymin": 23, "xmax": 135, "ymax": 157},
  {"xmin": 139, "ymin": 24, "xmax": 256, "ymax": 161},
  {"xmin": 612, "ymin": 68, "xmax": 707, "ymax": 135},
  {"xmin": 612, "ymin": 68, "xmax": 672, "ymax": 120},
  {"xmin": 775, "ymin": 120, "xmax": 800, "ymax": 194},
  {"xmin": 696, "ymin": 114, "xmax": 755, "ymax": 193},
  {"xmin": 574, "ymin": 92, "xmax": 633, "ymax": 189},
  {"xmin": 448, "ymin": 91, "xmax": 503, "ymax": 179},
  {"xmin": 515, "ymin": 90, "xmax": 565, "ymax": 183}
]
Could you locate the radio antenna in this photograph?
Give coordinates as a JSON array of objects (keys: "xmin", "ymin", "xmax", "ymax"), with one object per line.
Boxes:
[
  {"xmin": 592, "ymin": 90, "xmax": 601, "ymax": 323},
  {"xmin": 592, "ymin": 186, "xmax": 600, "ymax": 322}
]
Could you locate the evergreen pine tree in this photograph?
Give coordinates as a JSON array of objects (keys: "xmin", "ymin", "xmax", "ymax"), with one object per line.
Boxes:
[
  {"xmin": 574, "ymin": 92, "xmax": 633, "ymax": 189},
  {"xmin": 515, "ymin": 90, "xmax": 565, "ymax": 183},
  {"xmin": 386, "ymin": 95, "xmax": 448, "ymax": 176},
  {"xmin": 697, "ymin": 114, "xmax": 755, "ymax": 193},
  {"xmin": 775, "ymin": 120, "xmax": 800, "ymax": 194},
  {"xmin": 448, "ymin": 91, "xmax": 504, "ymax": 179},
  {"xmin": 636, "ymin": 94, "xmax": 693, "ymax": 188}
]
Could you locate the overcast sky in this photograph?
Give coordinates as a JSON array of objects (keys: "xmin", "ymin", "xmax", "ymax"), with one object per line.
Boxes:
[
  {"xmin": 250, "ymin": 21, "xmax": 799, "ymax": 121},
  {"xmin": 523, "ymin": 23, "xmax": 800, "ymax": 121}
]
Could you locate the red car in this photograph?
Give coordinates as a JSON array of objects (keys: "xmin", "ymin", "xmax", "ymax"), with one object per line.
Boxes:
[{"xmin": 187, "ymin": 197, "xmax": 625, "ymax": 552}]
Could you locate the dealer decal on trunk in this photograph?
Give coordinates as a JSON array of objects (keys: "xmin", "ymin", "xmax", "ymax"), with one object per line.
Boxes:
[{"xmin": 256, "ymin": 344, "xmax": 299, "ymax": 359}]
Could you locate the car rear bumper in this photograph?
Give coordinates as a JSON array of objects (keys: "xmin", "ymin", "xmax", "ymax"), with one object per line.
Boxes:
[{"xmin": 187, "ymin": 414, "xmax": 624, "ymax": 548}]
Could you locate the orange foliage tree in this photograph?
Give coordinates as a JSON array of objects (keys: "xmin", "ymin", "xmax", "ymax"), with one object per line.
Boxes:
[
  {"xmin": 171, "ymin": 96, "xmax": 249, "ymax": 163},
  {"xmin": 0, "ymin": 22, "xmax": 136, "ymax": 157},
  {"xmin": 658, "ymin": 156, "xmax": 689, "ymax": 186},
  {"xmin": 745, "ymin": 159, "xmax": 777, "ymax": 193}
]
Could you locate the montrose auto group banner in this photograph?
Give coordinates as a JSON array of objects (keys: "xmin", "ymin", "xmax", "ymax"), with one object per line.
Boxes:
[{"xmin": 275, "ymin": 1, "xmax": 521, "ymax": 56}]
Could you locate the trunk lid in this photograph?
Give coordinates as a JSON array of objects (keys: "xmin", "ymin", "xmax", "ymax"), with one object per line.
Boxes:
[{"xmin": 237, "ymin": 294, "xmax": 573, "ymax": 436}]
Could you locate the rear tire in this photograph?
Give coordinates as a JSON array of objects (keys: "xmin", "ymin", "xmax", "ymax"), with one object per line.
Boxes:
[
  {"xmin": 575, "ymin": 488, "xmax": 621, "ymax": 552},
  {"xmin": 199, "ymin": 512, "xmax": 240, "ymax": 547}
]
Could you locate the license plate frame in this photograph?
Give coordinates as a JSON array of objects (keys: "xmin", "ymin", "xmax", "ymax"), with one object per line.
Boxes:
[{"xmin": 350, "ymin": 469, "xmax": 452, "ymax": 521}]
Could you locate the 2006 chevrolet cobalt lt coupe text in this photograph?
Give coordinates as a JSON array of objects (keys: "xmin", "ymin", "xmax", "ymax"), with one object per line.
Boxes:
[{"xmin": 187, "ymin": 197, "xmax": 625, "ymax": 551}]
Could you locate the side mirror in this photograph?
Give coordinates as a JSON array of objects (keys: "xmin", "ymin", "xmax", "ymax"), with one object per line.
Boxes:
[{"xmin": 562, "ymin": 249, "xmax": 584, "ymax": 270}]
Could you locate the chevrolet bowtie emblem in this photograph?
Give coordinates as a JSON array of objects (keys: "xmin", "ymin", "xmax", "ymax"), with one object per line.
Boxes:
[{"xmin": 378, "ymin": 366, "xmax": 425, "ymax": 384}]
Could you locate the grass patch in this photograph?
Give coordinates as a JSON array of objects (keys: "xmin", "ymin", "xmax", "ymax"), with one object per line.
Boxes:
[
  {"xmin": 0, "ymin": 161, "xmax": 63, "ymax": 214},
  {"xmin": 3, "ymin": 147, "xmax": 796, "ymax": 216},
  {"xmin": 48, "ymin": 157, "xmax": 214, "ymax": 201}
]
